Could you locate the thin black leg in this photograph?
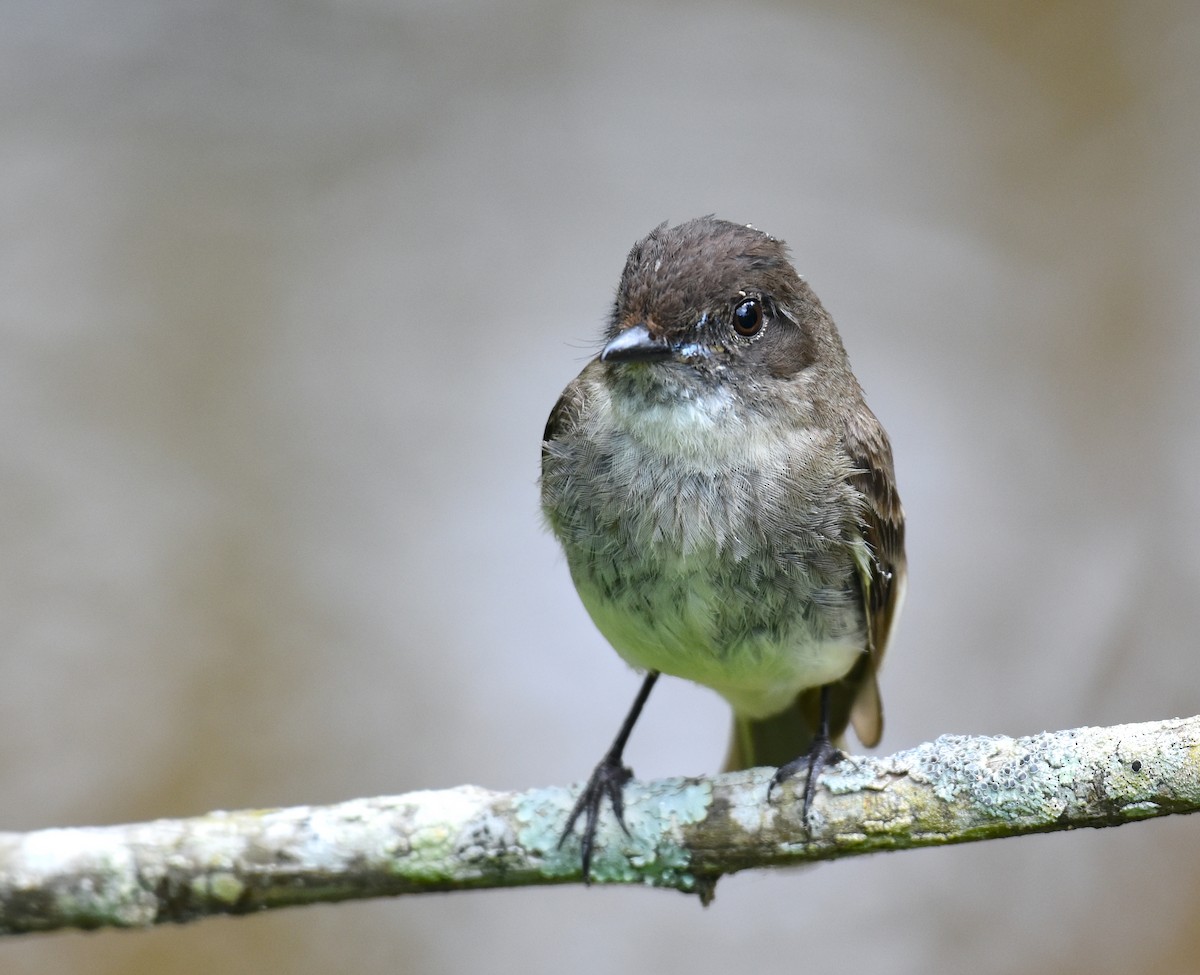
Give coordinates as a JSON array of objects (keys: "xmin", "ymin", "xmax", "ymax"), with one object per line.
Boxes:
[
  {"xmin": 559, "ymin": 670, "xmax": 660, "ymax": 883},
  {"xmin": 768, "ymin": 684, "xmax": 844, "ymax": 825}
]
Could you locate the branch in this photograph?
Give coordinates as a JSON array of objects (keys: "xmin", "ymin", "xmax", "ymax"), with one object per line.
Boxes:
[{"xmin": 2, "ymin": 716, "xmax": 1197, "ymax": 934}]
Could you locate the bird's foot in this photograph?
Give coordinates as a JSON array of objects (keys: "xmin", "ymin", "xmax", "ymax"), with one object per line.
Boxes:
[
  {"xmin": 559, "ymin": 751, "xmax": 634, "ymax": 883},
  {"xmin": 768, "ymin": 735, "xmax": 844, "ymax": 830}
]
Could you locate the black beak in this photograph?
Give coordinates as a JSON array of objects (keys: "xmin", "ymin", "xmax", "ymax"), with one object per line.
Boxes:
[{"xmin": 600, "ymin": 323, "xmax": 673, "ymax": 363}]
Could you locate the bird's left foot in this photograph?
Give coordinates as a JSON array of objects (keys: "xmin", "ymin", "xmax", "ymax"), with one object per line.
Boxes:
[{"xmin": 768, "ymin": 735, "xmax": 844, "ymax": 827}]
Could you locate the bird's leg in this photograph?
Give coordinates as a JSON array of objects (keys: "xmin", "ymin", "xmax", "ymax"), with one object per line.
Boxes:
[
  {"xmin": 559, "ymin": 670, "xmax": 659, "ymax": 883},
  {"xmin": 768, "ymin": 684, "xmax": 844, "ymax": 825}
]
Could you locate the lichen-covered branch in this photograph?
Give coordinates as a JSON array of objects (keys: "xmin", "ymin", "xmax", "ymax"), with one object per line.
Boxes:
[{"xmin": 2, "ymin": 716, "xmax": 1198, "ymax": 935}]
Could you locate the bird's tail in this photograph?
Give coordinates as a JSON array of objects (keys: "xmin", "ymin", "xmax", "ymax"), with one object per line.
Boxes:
[
  {"xmin": 724, "ymin": 691, "xmax": 819, "ymax": 771},
  {"xmin": 723, "ymin": 667, "xmax": 881, "ymax": 771}
]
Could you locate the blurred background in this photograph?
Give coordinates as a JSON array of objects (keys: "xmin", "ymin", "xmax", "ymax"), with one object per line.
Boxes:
[{"xmin": 3, "ymin": 1, "xmax": 1199, "ymax": 972}]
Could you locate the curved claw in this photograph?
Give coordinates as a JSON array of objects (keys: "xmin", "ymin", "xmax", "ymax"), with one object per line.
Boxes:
[
  {"xmin": 768, "ymin": 735, "xmax": 844, "ymax": 830},
  {"xmin": 559, "ymin": 755, "xmax": 633, "ymax": 883}
]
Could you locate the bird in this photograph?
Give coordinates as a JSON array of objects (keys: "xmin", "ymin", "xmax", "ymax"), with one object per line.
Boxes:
[{"xmin": 540, "ymin": 216, "xmax": 905, "ymax": 880}]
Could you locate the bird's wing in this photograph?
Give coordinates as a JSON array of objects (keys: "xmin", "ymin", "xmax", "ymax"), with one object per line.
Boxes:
[{"xmin": 842, "ymin": 405, "xmax": 907, "ymax": 747}]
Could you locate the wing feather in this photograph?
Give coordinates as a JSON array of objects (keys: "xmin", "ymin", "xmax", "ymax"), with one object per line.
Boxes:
[{"xmin": 843, "ymin": 405, "xmax": 906, "ymax": 746}]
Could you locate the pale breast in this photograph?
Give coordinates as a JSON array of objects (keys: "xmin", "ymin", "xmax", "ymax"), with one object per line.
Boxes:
[{"xmin": 572, "ymin": 553, "xmax": 865, "ymax": 719}]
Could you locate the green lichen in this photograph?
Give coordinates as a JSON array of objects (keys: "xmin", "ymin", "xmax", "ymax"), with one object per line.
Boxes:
[
  {"xmin": 401, "ymin": 789, "xmax": 493, "ymax": 883},
  {"xmin": 907, "ymin": 734, "xmax": 1067, "ymax": 821},
  {"xmin": 513, "ymin": 778, "xmax": 712, "ymax": 888},
  {"xmin": 209, "ymin": 871, "xmax": 245, "ymax": 904}
]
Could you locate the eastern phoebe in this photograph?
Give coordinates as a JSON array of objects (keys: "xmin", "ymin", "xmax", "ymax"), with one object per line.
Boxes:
[{"xmin": 541, "ymin": 216, "xmax": 906, "ymax": 880}]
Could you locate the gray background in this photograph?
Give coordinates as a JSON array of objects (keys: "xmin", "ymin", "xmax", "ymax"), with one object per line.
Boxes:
[{"xmin": 4, "ymin": 2, "xmax": 1200, "ymax": 973}]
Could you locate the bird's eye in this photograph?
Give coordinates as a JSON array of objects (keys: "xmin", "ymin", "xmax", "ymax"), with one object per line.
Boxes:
[{"xmin": 732, "ymin": 297, "xmax": 764, "ymax": 337}]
